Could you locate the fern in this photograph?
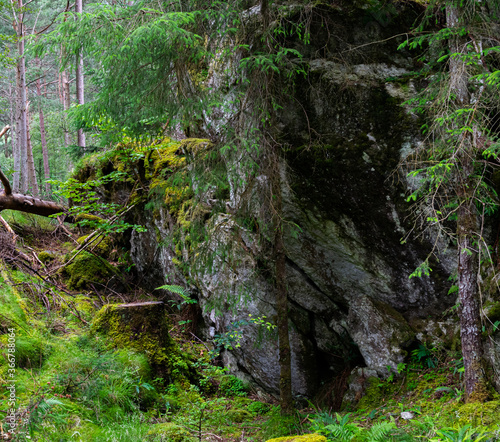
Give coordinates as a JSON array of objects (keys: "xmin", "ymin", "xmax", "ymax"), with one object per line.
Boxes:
[
  {"xmin": 365, "ymin": 421, "xmax": 396, "ymax": 442},
  {"xmin": 38, "ymin": 398, "xmax": 63, "ymax": 413},
  {"xmin": 324, "ymin": 423, "xmax": 360, "ymax": 441},
  {"xmin": 155, "ymin": 284, "xmax": 188, "ymax": 297}
]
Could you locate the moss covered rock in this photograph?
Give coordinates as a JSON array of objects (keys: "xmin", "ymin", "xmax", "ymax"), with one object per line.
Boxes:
[
  {"xmin": 76, "ymin": 234, "xmax": 113, "ymax": 257},
  {"xmin": 62, "ymin": 250, "xmax": 117, "ymax": 290},
  {"xmin": 266, "ymin": 434, "xmax": 327, "ymax": 442}
]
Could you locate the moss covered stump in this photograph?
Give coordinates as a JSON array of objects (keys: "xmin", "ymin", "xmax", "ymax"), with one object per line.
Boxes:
[{"xmin": 91, "ymin": 302, "xmax": 181, "ymax": 378}]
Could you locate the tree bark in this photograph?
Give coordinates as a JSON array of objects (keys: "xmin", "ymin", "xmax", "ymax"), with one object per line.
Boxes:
[
  {"xmin": 447, "ymin": 3, "xmax": 486, "ymax": 402},
  {"xmin": 26, "ymin": 99, "xmax": 40, "ymax": 198},
  {"xmin": 61, "ymin": 12, "xmax": 72, "ymax": 149},
  {"xmin": 0, "ymin": 168, "xmax": 72, "ymax": 221},
  {"xmin": 273, "ymin": 153, "xmax": 293, "ymax": 414},
  {"xmin": 36, "ymin": 58, "xmax": 51, "ymax": 195},
  {"xmin": 12, "ymin": 0, "xmax": 28, "ymax": 193},
  {"xmin": 75, "ymin": 0, "xmax": 86, "ymax": 149},
  {"xmin": 12, "ymin": 0, "xmax": 28, "ymax": 194}
]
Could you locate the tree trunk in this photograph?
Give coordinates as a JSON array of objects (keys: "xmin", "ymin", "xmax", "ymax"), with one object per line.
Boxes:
[
  {"xmin": 447, "ymin": 3, "xmax": 486, "ymax": 402},
  {"xmin": 12, "ymin": 0, "xmax": 28, "ymax": 194},
  {"xmin": 26, "ymin": 100, "xmax": 39, "ymax": 197},
  {"xmin": 273, "ymin": 153, "xmax": 293, "ymax": 414},
  {"xmin": 36, "ymin": 58, "xmax": 51, "ymax": 195},
  {"xmin": 75, "ymin": 0, "xmax": 86, "ymax": 149},
  {"xmin": 61, "ymin": 12, "xmax": 72, "ymax": 149},
  {"xmin": 0, "ymin": 166, "xmax": 72, "ymax": 221}
]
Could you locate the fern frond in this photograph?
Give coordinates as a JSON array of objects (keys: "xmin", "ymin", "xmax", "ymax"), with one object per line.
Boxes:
[
  {"xmin": 155, "ymin": 284, "xmax": 188, "ymax": 296},
  {"xmin": 367, "ymin": 421, "xmax": 396, "ymax": 442},
  {"xmin": 325, "ymin": 423, "xmax": 360, "ymax": 441}
]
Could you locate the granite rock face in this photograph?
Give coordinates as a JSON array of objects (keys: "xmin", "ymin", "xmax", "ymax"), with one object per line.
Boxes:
[{"xmin": 127, "ymin": 2, "xmax": 459, "ymax": 400}]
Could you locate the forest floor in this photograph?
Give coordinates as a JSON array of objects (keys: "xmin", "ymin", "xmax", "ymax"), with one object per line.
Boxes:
[{"xmin": 1, "ymin": 212, "xmax": 500, "ymax": 442}]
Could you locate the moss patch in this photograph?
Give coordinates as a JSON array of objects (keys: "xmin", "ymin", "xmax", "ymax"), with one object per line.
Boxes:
[
  {"xmin": 456, "ymin": 401, "xmax": 500, "ymax": 427},
  {"xmin": 91, "ymin": 302, "xmax": 190, "ymax": 380},
  {"xmin": 227, "ymin": 408, "xmax": 253, "ymax": 423},
  {"xmin": 147, "ymin": 422, "xmax": 194, "ymax": 441},
  {"xmin": 266, "ymin": 434, "xmax": 327, "ymax": 442},
  {"xmin": 62, "ymin": 250, "xmax": 117, "ymax": 290}
]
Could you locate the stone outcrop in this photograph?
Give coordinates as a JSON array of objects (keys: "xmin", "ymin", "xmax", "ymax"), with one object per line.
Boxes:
[{"xmin": 120, "ymin": 1, "xmax": 460, "ymax": 402}]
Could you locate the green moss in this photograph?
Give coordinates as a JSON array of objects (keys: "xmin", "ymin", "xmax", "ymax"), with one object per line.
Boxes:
[
  {"xmin": 266, "ymin": 434, "xmax": 327, "ymax": 442},
  {"xmin": 356, "ymin": 377, "xmax": 386, "ymax": 410},
  {"xmin": 38, "ymin": 251, "xmax": 57, "ymax": 263},
  {"xmin": 75, "ymin": 213, "xmax": 103, "ymax": 224},
  {"xmin": 456, "ymin": 401, "xmax": 500, "ymax": 427},
  {"xmin": 145, "ymin": 138, "xmax": 184, "ymax": 181},
  {"xmin": 227, "ymin": 408, "xmax": 253, "ymax": 423},
  {"xmin": 146, "ymin": 423, "xmax": 194, "ymax": 442},
  {"xmin": 248, "ymin": 401, "xmax": 271, "ymax": 415},
  {"xmin": 76, "ymin": 234, "xmax": 113, "ymax": 257},
  {"xmin": 91, "ymin": 303, "xmax": 191, "ymax": 380},
  {"xmin": 486, "ymin": 302, "xmax": 500, "ymax": 323},
  {"xmin": 218, "ymin": 374, "xmax": 248, "ymax": 396},
  {"xmin": 62, "ymin": 250, "xmax": 117, "ymax": 290}
]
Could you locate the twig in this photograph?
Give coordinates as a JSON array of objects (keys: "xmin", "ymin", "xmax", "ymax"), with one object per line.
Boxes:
[
  {"xmin": 189, "ymin": 332, "xmax": 211, "ymax": 353},
  {"xmin": 0, "ymin": 214, "xmax": 16, "ymax": 241}
]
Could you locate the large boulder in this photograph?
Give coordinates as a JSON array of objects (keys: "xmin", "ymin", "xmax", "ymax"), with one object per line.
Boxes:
[{"xmin": 118, "ymin": 2, "xmax": 459, "ymax": 400}]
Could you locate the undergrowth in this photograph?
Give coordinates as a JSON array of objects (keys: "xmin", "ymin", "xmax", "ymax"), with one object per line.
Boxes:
[{"xmin": 1, "ymin": 215, "xmax": 500, "ymax": 441}]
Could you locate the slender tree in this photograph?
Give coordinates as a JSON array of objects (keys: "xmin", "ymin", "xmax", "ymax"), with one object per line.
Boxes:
[
  {"xmin": 11, "ymin": 0, "xmax": 28, "ymax": 193},
  {"xmin": 75, "ymin": 0, "xmax": 85, "ymax": 149},
  {"xmin": 402, "ymin": 0, "xmax": 500, "ymax": 400},
  {"xmin": 26, "ymin": 99, "xmax": 39, "ymax": 197},
  {"xmin": 35, "ymin": 57, "xmax": 51, "ymax": 195}
]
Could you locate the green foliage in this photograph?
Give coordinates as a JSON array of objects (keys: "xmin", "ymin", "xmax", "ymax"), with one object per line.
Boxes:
[
  {"xmin": 429, "ymin": 425, "xmax": 490, "ymax": 442},
  {"xmin": 50, "ymin": 170, "xmax": 147, "ymax": 234},
  {"xmin": 211, "ymin": 314, "xmax": 276, "ymax": 356},
  {"xmin": 412, "ymin": 344, "xmax": 438, "ymax": 369},
  {"xmin": 218, "ymin": 374, "xmax": 248, "ymax": 397},
  {"xmin": 399, "ymin": 0, "xmax": 500, "ymax": 277}
]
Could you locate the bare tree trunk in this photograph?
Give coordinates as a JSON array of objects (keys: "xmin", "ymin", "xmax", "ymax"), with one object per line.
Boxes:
[
  {"xmin": 36, "ymin": 58, "xmax": 51, "ymax": 195},
  {"xmin": 272, "ymin": 149, "xmax": 293, "ymax": 414},
  {"xmin": 62, "ymin": 67, "xmax": 71, "ymax": 148},
  {"xmin": 12, "ymin": 0, "xmax": 28, "ymax": 194},
  {"xmin": 26, "ymin": 100, "xmax": 39, "ymax": 197},
  {"xmin": 75, "ymin": 0, "xmax": 86, "ymax": 149},
  {"xmin": 447, "ymin": 3, "xmax": 487, "ymax": 402},
  {"xmin": 61, "ymin": 12, "xmax": 72, "ymax": 149}
]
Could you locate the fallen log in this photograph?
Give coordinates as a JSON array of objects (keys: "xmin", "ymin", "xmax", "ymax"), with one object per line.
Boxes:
[{"xmin": 0, "ymin": 149, "xmax": 73, "ymax": 221}]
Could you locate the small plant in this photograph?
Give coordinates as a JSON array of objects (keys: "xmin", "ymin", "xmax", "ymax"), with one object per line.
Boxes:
[
  {"xmin": 430, "ymin": 425, "xmax": 491, "ymax": 442},
  {"xmin": 434, "ymin": 386, "xmax": 464, "ymax": 402},
  {"xmin": 211, "ymin": 314, "xmax": 276, "ymax": 357},
  {"xmin": 310, "ymin": 412, "xmax": 361, "ymax": 441},
  {"xmin": 412, "ymin": 344, "xmax": 437, "ymax": 368}
]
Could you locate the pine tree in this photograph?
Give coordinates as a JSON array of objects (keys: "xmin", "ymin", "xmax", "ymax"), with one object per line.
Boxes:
[{"xmin": 402, "ymin": 0, "xmax": 500, "ymax": 400}]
